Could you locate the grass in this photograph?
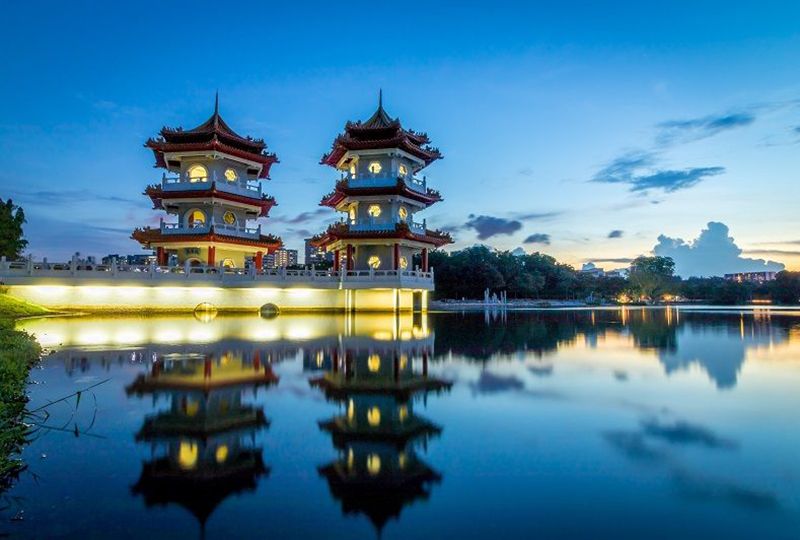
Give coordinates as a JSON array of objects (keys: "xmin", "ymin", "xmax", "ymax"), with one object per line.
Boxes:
[{"xmin": 0, "ymin": 292, "xmax": 47, "ymax": 489}]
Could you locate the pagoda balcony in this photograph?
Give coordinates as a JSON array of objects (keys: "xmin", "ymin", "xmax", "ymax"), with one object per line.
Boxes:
[
  {"xmin": 344, "ymin": 173, "xmax": 428, "ymax": 194},
  {"xmin": 349, "ymin": 218, "xmax": 426, "ymax": 235},
  {"xmin": 161, "ymin": 172, "xmax": 263, "ymax": 198},
  {"xmin": 160, "ymin": 220, "xmax": 262, "ymax": 240}
]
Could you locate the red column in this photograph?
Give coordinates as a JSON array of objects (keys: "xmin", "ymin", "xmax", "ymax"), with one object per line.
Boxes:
[
  {"xmin": 208, "ymin": 246, "xmax": 216, "ymax": 266},
  {"xmin": 254, "ymin": 251, "xmax": 263, "ymax": 272},
  {"xmin": 346, "ymin": 244, "xmax": 354, "ymax": 271},
  {"xmin": 393, "ymin": 243, "xmax": 400, "ymax": 270},
  {"xmin": 204, "ymin": 358, "xmax": 212, "ymax": 379},
  {"xmin": 156, "ymin": 247, "xmax": 166, "ymax": 266},
  {"xmin": 333, "ymin": 249, "xmax": 340, "ymax": 272},
  {"xmin": 422, "ymin": 248, "xmax": 429, "ymax": 272}
]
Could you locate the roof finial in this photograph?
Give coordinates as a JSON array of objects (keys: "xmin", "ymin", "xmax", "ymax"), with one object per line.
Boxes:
[
  {"xmin": 214, "ymin": 90, "xmax": 219, "ymax": 115},
  {"xmin": 378, "ymin": 88, "xmax": 383, "ymax": 110}
]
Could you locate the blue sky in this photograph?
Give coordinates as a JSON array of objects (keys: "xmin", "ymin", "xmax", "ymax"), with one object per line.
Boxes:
[{"xmin": 1, "ymin": 1, "xmax": 799, "ymax": 275}]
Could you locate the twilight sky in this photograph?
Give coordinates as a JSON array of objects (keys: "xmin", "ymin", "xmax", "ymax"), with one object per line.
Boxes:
[{"xmin": 1, "ymin": 1, "xmax": 799, "ymax": 276}]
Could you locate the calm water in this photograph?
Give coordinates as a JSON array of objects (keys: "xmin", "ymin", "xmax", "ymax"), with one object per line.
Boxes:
[{"xmin": 2, "ymin": 308, "xmax": 799, "ymax": 539}]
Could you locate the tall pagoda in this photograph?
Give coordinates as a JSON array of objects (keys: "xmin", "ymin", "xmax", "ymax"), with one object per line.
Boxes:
[
  {"xmin": 312, "ymin": 93, "xmax": 452, "ymax": 273},
  {"xmin": 133, "ymin": 96, "xmax": 282, "ymax": 268}
]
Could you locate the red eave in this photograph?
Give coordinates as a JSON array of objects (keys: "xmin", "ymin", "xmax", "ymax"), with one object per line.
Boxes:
[
  {"xmin": 145, "ymin": 184, "xmax": 277, "ymax": 217},
  {"xmin": 319, "ymin": 181, "xmax": 442, "ymax": 208},
  {"xmin": 146, "ymin": 140, "xmax": 279, "ymax": 179},
  {"xmin": 131, "ymin": 228, "xmax": 283, "ymax": 251},
  {"xmin": 311, "ymin": 224, "xmax": 452, "ymax": 249}
]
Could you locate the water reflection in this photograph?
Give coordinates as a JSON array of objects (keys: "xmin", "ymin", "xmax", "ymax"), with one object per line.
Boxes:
[
  {"xmin": 126, "ymin": 351, "xmax": 277, "ymax": 535},
  {"xmin": 308, "ymin": 331, "xmax": 451, "ymax": 532}
]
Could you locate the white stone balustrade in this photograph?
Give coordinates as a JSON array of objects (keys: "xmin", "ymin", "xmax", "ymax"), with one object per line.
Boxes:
[{"xmin": 160, "ymin": 172, "xmax": 262, "ymax": 197}]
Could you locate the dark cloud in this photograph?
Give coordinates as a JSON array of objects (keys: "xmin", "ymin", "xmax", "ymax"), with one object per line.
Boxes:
[
  {"xmin": 657, "ymin": 112, "xmax": 755, "ymax": 144},
  {"xmin": 608, "ymin": 230, "xmax": 624, "ymax": 239},
  {"xmin": 744, "ymin": 248, "xmax": 800, "ymax": 257},
  {"xmin": 524, "ymin": 233, "xmax": 550, "ymax": 245},
  {"xmin": 464, "ymin": 214, "xmax": 522, "ymax": 240},
  {"xmin": 279, "ymin": 208, "xmax": 330, "ymax": 224},
  {"xmin": 514, "ymin": 211, "xmax": 562, "ymax": 221},
  {"xmin": 592, "ymin": 151, "xmax": 724, "ymax": 193},
  {"xmin": 641, "ymin": 418, "xmax": 737, "ymax": 449},
  {"xmin": 10, "ymin": 189, "xmax": 139, "ymax": 206},
  {"xmin": 654, "ymin": 221, "xmax": 785, "ymax": 277}
]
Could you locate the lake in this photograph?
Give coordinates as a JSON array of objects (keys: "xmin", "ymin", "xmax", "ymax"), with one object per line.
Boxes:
[{"xmin": 2, "ymin": 307, "xmax": 799, "ymax": 539}]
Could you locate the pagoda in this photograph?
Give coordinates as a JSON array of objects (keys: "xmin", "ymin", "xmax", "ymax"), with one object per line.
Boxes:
[
  {"xmin": 310, "ymin": 327, "xmax": 450, "ymax": 533},
  {"xmin": 132, "ymin": 95, "xmax": 282, "ymax": 268},
  {"xmin": 127, "ymin": 350, "xmax": 276, "ymax": 533},
  {"xmin": 312, "ymin": 92, "xmax": 452, "ymax": 273}
]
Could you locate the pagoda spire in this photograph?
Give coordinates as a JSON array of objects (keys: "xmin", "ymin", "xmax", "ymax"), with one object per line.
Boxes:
[
  {"xmin": 378, "ymin": 88, "xmax": 382, "ymax": 110},
  {"xmin": 213, "ymin": 91, "xmax": 220, "ymax": 126}
]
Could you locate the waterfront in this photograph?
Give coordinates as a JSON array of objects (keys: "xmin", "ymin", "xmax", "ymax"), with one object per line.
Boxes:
[{"xmin": 2, "ymin": 308, "xmax": 799, "ymax": 539}]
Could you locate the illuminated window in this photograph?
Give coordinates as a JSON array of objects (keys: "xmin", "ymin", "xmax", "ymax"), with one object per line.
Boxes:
[
  {"xmin": 349, "ymin": 206, "xmax": 356, "ymax": 222},
  {"xmin": 368, "ymin": 161, "xmax": 382, "ymax": 174},
  {"xmin": 178, "ymin": 441, "xmax": 198, "ymax": 470},
  {"xmin": 349, "ymin": 164, "xmax": 356, "ymax": 178},
  {"xmin": 398, "ymin": 452, "xmax": 408, "ymax": 469},
  {"xmin": 188, "ymin": 165, "xmax": 208, "ymax": 183},
  {"xmin": 399, "ymin": 256, "xmax": 408, "ymax": 270},
  {"xmin": 184, "ymin": 397, "xmax": 199, "ymax": 417},
  {"xmin": 221, "ymin": 258, "xmax": 235, "ymax": 268},
  {"xmin": 367, "ymin": 406, "xmax": 381, "ymax": 427},
  {"xmin": 368, "ymin": 204, "xmax": 381, "ymax": 218},
  {"xmin": 398, "ymin": 206, "xmax": 408, "ymax": 220},
  {"xmin": 347, "ymin": 399, "xmax": 355, "ymax": 423},
  {"xmin": 315, "ymin": 351, "xmax": 324, "ymax": 367},
  {"xmin": 367, "ymin": 453, "xmax": 381, "ymax": 475},
  {"xmin": 215, "ymin": 445, "xmax": 229, "ymax": 463},
  {"xmin": 368, "ymin": 354, "xmax": 381, "ymax": 372},
  {"xmin": 398, "ymin": 164, "xmax": 408, "ymax": 177},
  {"xmin": 399, "ymin": 354, "xmax": 408, "ymax": 370},
  {"xmin": 398, "ymin": 404, "xmax": 408, "ymax": 423},
  {"xmin": 368, "ymin": 256, "xmax": 381, "ymax": 269},
  {"xmin": 223, "ymin": 211, "xmax": 236, "ymax": 225},
  {"xmin": 188, "ymin": 210, "xmax": 206, "ymax": 226},
  {"xmin": 347, "ymin": 448, "xmax": 354, "ymax": 471}
]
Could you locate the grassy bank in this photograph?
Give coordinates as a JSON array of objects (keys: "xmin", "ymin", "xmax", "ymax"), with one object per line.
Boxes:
[{"xmin": 0, "ymin": 293, "xmax": 47, "ymax": 489}]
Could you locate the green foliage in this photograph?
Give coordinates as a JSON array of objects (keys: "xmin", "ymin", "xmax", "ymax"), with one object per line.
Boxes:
[
  {"xmin": 768, "ymin": 271, "xmax": 800, "ymax": 304},
  {"xmin": 0, "ymin": 199, "xmax": 27, "ymax": 259},
  {"xmin": 628, "ymin": 255, "xmax": 676, "ymax": 301}
]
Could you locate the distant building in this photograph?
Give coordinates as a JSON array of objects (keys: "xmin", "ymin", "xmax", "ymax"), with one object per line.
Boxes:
[
  {"xmin": 102, "ymin": 253, "xmax": 157, "ymax": 266},
  {"xmin": 606, "ymin": 268, "xmax": 628, "ymax": 279},
  {"xmin": 724, "ymin": 271, "xmax": 777, "ymax": 284},
  {"xmin": 264, "ymin": 248, "xmax": 298, "ymax": 269},
  {"xmin": 579, "ymin": 262, "xmax": 605, "ymax": 278},
  {"xmin": 305, "ymin": 238, "xmax": 333, "ymax": 265}
]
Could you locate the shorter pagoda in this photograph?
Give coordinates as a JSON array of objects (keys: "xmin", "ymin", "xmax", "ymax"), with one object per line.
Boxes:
[
  {"xmin": 312, "ymin": 93, "xmax": 452, "ymax": 273},
  {"xmin": 132, "ymin": 96, "xmax": 282, "ymax": 268}
]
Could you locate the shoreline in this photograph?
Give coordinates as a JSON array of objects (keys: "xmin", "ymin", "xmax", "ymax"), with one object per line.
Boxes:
[{"xmin": 430, "ymin": 300, "xmax": 794, "ymax": 312}]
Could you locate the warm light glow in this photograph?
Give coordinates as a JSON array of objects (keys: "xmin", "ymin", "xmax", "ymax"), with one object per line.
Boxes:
[
  {"xmin": 349, "ymin": 164, "xmax": 356, "ymax": 178},
  {"xmin": 398, "ymin": 164, "xmax": 408, "ymax": 176},
  {"xmin": 398, "ymin": 206, "xmax": 408, "ymax": 220},
  {"xmin": 184, "ymin": 398, "xmax": 200, "ymax": 417},
  {"xmin": 368, "ymin": 204, "xmax": 381, "ymax": 218},
  {"xmin": 347, "ymin": 399, "xmax": 355, "ymax": 423},
  {"xmin": 178, "ymin": 441, "xmax": 199, "ymax": 470},
  {"xmin": 224, "ymin": 168, "xmax": 238, "ymax": 181},
  {"xmin": 221, "ymin": 258, "xmax": 235, "ymax": 269},
  {"xmin": 399, "ymin": 256, "xmax": 408, "ymax": 270},
  {"xmin": 347, "ymin": 448, "xmax": 354, "ymax": 471},
  {"xmin": 368, "ymin": 256, "xmax": 381, "ymax": 269},
  {"xmin": 367, "ymin": 453, "xmax": 381, "ymax": 475},
  {"xmin": 223, "ymin": 211, "xmax": 236, "ymax": 225},
  {"xmin": 188, "ymin": 165, "xmax": 208, "ymax": 183},
  {"xmin": 189, "ymin": 209, "xmax": 206, "ymax": 226},
  {"xmin": 367, "ymin": 406, "xmax": 381, "ymax": 426},
  {"xmin": 348, "ymin": 207, "xmax": 356, "ymax": 222},
  {"xmin": 215, "ymin": 445, "xmax": 229, "ymax": 463},
  {"xmin": 398, "ymin": 404, "xmax": 408, "ymax": 423},
  {"xmin": 368, "ymin": 354, "xmax": 381, "ymax": 372},
  {"xmin": 399, "ymin": 354, "xmax": 408, "ymax": 370},
  {"xmin": 398, "ymin": 452, "xmax": 407, "ymax": 469},
  {"xmin": 368, "ymin": 161, "xmax": 382, "ymax": 174}
]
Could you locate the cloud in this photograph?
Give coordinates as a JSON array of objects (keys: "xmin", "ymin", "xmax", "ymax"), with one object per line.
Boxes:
[
  {"xmin": 517, "ymin": 166, "xmax": 534, "ymax": 177},
  {"xmin": 592, "ymin": 151, "xmax": 724, "ymax": 193},
  {"xmin": 657, "ymin": 112, "xmax": 756, "ymax": 144},
  {"xmin": 464, "ymin": 214, "xmax": 522, "ymax": 240},
  {"xmin": 514, "ymin": 211, "xmax": 562, "ymax": 221},
  {"xmin": 641, "ymin": 418, "xmax": 737, "ymax": 449},
  {"xmin": 744, "ymin": 248, "xmax": 800, "ymax": 257},
  {"xmin": 608, "ymin": 230, "xmax": 624, "ymax": 239},
  {"xmin": 524, "ymin": 233, "xmax": 550, "ymax": 245},
  {"xmin": 653, "ymin": 221, "xmax": 785, "ymax": 277},
  {"xmin": 794, "ymin": 126, "xmax": 800, "ymax": 134},
  {"xmin": 278, "ymin": 208, "xmax": 329, "ymax": 224},
  {"xmin": 10, "ymin": 189, "xmax": 139, "ymax": 206}
]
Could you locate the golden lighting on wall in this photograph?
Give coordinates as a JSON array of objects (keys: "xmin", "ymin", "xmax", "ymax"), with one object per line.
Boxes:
[
  {"xmin": 178, "ymin": 441, "xmax": 199, "ymax": 470},
  {"xmin": 367, "ymin": 354, "xmax": 381, "ymax": 372},
  {"xmin": 397, "ymin": 404, "xmax": 408, "ymax": 423},
  {"xmin": 398, "ymin": 164, "xmax": 408, "ymax": 177},
  {"xmin": 347, "ymin": 399, "xmax": 355, "ymax": 423},
  {"xmin": 224, "ymin": 168, "xmax": 238, "ymax": 181},
  {"xmin": 399, "ymin": 256, "xmax": 408, "ymax": 270},
  {"xmin": 367, "ymin": 453, "xmax": 381, "ymax": 475},
  {"xmin": 367, "ymin": 406, "xmax": 381, "ymax": 427},
  {"xmin": 368, "ymin": 256, "xmax": 381, "ymax": 269},
  {"xmin": 188, "ymin": 165, "xmax": 208, "ymax": 183},
  {"xmin": 215, "ymin": 445, "xmax": 229, "ymax": 464},
  {"xmin": 368, "ymin": 162, "xmax": 382, "ymax": 174},
  {"xmin": 367, "ymin": 204, "xmax": 382, "ymax": 218}
]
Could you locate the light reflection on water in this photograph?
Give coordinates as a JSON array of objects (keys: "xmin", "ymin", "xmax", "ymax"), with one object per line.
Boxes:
[{"xmin": 3, "ymin": 308, "xmax": 800, "ymax": 539}]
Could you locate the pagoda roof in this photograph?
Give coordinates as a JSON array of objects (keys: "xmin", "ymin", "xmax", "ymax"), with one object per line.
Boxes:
[
  {"xmin": 309, "ymin": 373, "xmax": 452, "ymax": 401},
  {"xmin": 135, "ymin": 407, "xmax": 268, "ymax": 441},
  {"xmin": 310, "ymin": 222, "xmax": 453, "ymax": 249},
  {"xmin": 319, "ymin": 179, "xmax": 442, "ymax": 208},
  {"xmin": 131, "ymin": 227, "xmax": 283, "ymax": 252},
  {"xmin": 319, "ymin": 415, "xmax": 442, "ymax": 448},
  {"xmin": 145, "ymin": 95, "xmax": 278, "ymax": 179},
  {"xmin": 321, "ymin": 92, "xmax": 442, "ymax": 168},
  {"xmin": 145, "ymin": 184, "xmax": 277, "ymax": 217}
]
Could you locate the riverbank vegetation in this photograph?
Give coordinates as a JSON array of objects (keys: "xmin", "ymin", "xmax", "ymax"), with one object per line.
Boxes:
[
  {"xmin": 0, "ymin": 293, "xmax": 46, "ymax": 489},
  {"xmin": 428, "ymin": 246, "xmax": 800, "ymax": 304}
]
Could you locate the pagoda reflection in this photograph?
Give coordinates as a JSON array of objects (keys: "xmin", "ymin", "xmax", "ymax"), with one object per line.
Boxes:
[
  {"xmin": 126, "ymin": 350, "xmax": 277, "ymax": 533},
  {"xmin": 310, "ymin": 314, "xmax": 450, "ymax": 532}
]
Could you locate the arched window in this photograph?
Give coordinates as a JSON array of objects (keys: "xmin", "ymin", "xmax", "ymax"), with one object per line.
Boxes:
[
  {"xmin": 348, "ymin": 206, "xmax": 356, "ymax": 223},
  {"xmin": 398, "ymin": 404, "xmax": 408, "ymax": 423},
  {"xmin": 349, "ymin": 164, "xmax": 356, "ymax": 178},
  {"xmin": 188, "ymin": 209, "xmax": 206, "ymax": 227},
  {"xmin": 178, "ymin": 441, "xmax": 198, "ymax": 470},
  {"xmin": 399, "ymin": 256, "xmax": 408, "ymax": 270},
  {"xmin": 368, "ymin": 205, "xmax": 381, "ymax": 218},
  {"xmin": 221, "ymin": 258, "xmax": 235, "ymax": 269},
  {"xmin": 187, "ymin": 165, "xmax": 208, "ymax": 183},
  {"xmin": 224, "ymin": 168, "xmax": 238, "ymax": 181},
  {"xmin": 367, "ymin": 406, "xmax": 381, "ymax": 427},
  {"xmin": 367, "ymin": 354, "xmax": 381, "ymax": 372},
  {"xmin": 368, "ymin": 255, "xmax": 381, "ymax": 269},
  {"xmin": 367, "ymin": 453, "xmax": 381, "ymax": 475},
  {"xmin": 215, "ymin": 445, "xmax": 229, "ymax": 464},
  {"xmin": 368, "ymin": 161, "xmax": 382, "ymax": 174}
]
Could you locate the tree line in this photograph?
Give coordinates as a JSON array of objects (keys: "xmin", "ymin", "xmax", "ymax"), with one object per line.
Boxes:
[{"xmin": 427, "ymin": 246, "xmax": 800, "ymax": 305}]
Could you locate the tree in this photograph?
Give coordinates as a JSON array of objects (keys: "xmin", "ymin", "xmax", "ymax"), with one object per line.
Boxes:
[
  {"xmin": 628, "ymin": 256, "xmax": 675, "ymax": 302},
  {"xmin": 769, "ymin": 271, "xmax": 800, "ymax": 304},
  {"xmin": 0, "ymin": 199, "xmax": 27, "ymax": 259}
]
